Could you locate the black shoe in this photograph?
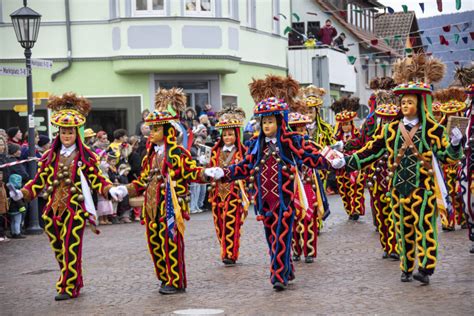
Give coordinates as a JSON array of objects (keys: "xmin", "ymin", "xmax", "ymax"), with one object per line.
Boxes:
[
  {"xmin": 389, "ymin": 253, "xmax": 400, "ymax": 260},
  {"xmin": 413, "ymin": 271, "xmax": 430, "ymax": 285},
  {"xmin": 442, "ymin": 226, "xmax": 455, "ymax": 232},
  {"xmin": 304, "ymin": 256, "xmax": 314, "ymax": 263},
  {"xmin": 159, "ymin": 285, "xmax": 185, "ymax": 295},
  {"xmin": 400, "ymin": 272, "xmax": 412, "ymax": 282},
  {"xmin": 382, "ymin": 251, "xmax": 389, "ymax": 259},
  {"xmin": 273, "ymin": 282, "xmax": 286, "ymax": 291},
  {"xmin": 223, "ymin": 258, "xmax": 236, "ymax": 265},
  {"xmin": 352, "ymin": 214, "xmax": 360, "ymax": 221},
  {"xmin": 54, "ymin": 293, "xmax": 72, "ymax": 301},
  {"xmin": 160, "ymin": 281, "xmax": 165, "ymax": 288},
  {"xmin": 460, "ymin": 223, "xmax": 467, "ymax": 229},
  {"xmin": 292, "ymin": 255, "xmax": 300, "ymax": 262},
  {"xmin": 348, "ymin": 215, "xmax": 354, "ymax": 220},
  {"xmin": 11, "ymin": 234, "xmax": 26, "ymax": 239}
]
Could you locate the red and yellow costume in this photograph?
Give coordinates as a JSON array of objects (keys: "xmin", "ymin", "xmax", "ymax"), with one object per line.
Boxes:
[
  {"xmin": 332, "ymin": 97, "xmax": 365, "ymax": 219},
  {"xmin": 434, "ymin": 88, "xmax": 468, "ymax": 230},
  {"xmin": 208, "ymin": 107, "xmax": 248, "ymax": 264},
  {"xmin": 20, "ymin": 94, "xmax": 113, "ymax": 300},
  {"xmin": 288, "ymin": 112, "xmax": 321, "ymax": 263},
  {"xmin": 126, "ymin": 88, "xmax": 206, "ymax": 293}
]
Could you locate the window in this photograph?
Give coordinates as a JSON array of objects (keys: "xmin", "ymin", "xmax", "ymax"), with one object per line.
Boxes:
[
  {"xmin": 133, "ymin": 0, "xmax": 165, "ymax": 16},
  {"xmin": 307, "ymin": 21, "xmax": 320, "ymax": 39},
  {"xmin": 157, "ymin": 80, "xmax": 210, "ymax": 115},
  {"xmin": 222, "ymin": 95, "xmax": 238, "ymax": 108},
  {"xmin": 288, "ymin": 22, "xmax": 304, "ymax": 46},
  {"xmin": 247, "ymin": 0, "xmax": 256, "ymax": 28},
  {"xmin": 185, "ymin": 0, "xmax": 214, "ymax": 16}
]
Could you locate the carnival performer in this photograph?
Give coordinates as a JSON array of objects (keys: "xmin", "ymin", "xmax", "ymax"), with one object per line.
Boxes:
[
  {"xmin": 433, "ymin": 87, "xmax": 468, "ymax": 231},
  {"xmin": 332, "ymin": 54, "xmax": 464, "ymax": 284},
  {"xmin": 113, "ymin": 88, "xmax": 212, "ymax": 295},
  {"xmin": 207, "ymin": 75, "xmax": 340, "ymax": 291},
  {"xmin": 9, "ymin": 93, "xmax": 119, "ymax": 301},
  {"xmin": 301, "ymin": 86, "xmax": 332, "ymax": 229},
  {"xmin": 288, "ymin": 112, "xmax": 320, "ymax": 263},
  {"xmin": 331, "ymin": 97, "xmax": 365, "ymax": 220},
  {"xmin": 208, "ymin": 104, "xmax": 248, "ymax": 265}
]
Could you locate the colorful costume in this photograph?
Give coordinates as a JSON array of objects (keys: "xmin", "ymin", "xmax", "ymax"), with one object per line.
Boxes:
[
  {"xmin": 125, "ymin": 88, "xmax": 206, "ymax": 294},
  {"xmin": 288, "ymin": 112, "xmax": 321, "ymax": 263},
  {"xmin": 344, "ymin": 55, "xmax": 463, "ymax": 283},
  {"xmin": 19, "ymin": 93, "xmax": 113, "ymax": 300},
  {"xmin": 331, "ymin": 97, "xmax": 365, "ymax": 220},
  {"xmin": 208, "ymin": 106, "xmax": 248, "ymax": 265},
  {"xmin": 434, "ymin": 87, "xmax": 468, "ymax": 230},
  {"xmin": 221, "ymin": 76, "xmax": 330, "ymax": 291}
]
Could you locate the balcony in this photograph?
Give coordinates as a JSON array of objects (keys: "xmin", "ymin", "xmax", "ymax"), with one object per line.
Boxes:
[{"xmin": 287, "ymin": 46, "xmax": 357, "ymax": 93}]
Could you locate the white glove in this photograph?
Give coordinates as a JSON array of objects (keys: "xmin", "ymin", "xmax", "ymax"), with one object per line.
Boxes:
[
  {"xmin": 450, "ymin": 127, "xmax": 463, "ymax": 146},
  {"xmin": 330, "ymin": 157, "xmax": 346, "ymax": 169},
  {"xmin": 332, "ymin": 141, "xmax": 344, "ymax": 152},
  {"xmin": 204, "ymin": 168, "xmax": 216, "ymax": 178},
  {"xmin": 9, "ymin": 189, "xmax": 23, "ymax": 201},
  {"xmin": 110, "ymin": 186, "xmax": 128, "ymax": 202},
  {"xmin": 205, "ymin": 167, "xmax": 225, "ymax": 180}
]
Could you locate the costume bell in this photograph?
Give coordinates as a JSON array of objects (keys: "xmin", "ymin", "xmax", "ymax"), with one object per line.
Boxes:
[
  {"xmin": 206, "ymin": 75, "xmax": 339, "ymax": 291},
  {"xmin": 331, "ymin": 97, "xmax": 366, "ymax": 220},
  {"xmin": 10, "ymin": 93, "xmax": 115, "ymax": 301},
  {"xmin": 208, "ymin": 105, "xmax": 249, "ymax": 265},
  {"xmin": 114, "ymin": 88, "xmax": 209, "ymax": 295},
  {"xmin": 334, "ymin": 55, "xmax": 464, "ymax": 284},
  {"xmin": 288, "ymin": 112, "xmax": 321, "ymax": 263}
]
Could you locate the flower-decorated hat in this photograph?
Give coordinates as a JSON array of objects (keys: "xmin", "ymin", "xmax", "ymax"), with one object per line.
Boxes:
[
  {"xmin": 48, "ymin": 93, "xmax": 91, "ymax": 128},
  {"xmin": 433, "ymin": 87, "xmax": 467, "ymax": 114},
  {"xmin": 288, "ymin": 112, "xmax": 312, "ymax": 126},
  {"xmin": 302, "ymin": 85, "xmax": 326, "ymax": 108},
  {"xmin": 215, "ymin": 103, "xmax": 246, "ymax": 129},
  {"xmin": 249, "ymin": 75, "xmax": 299, "ymax": 117},
  {"xmin": 374, "ymin": 90, "xmax": 400, "ymax": 119},
  {"xmin": 331, "ymin": 96, "xmax": 360, "ymax": 123},
  {"xmin": 146, "ymin": 88, "xmax": 186, "ymax": 126}
]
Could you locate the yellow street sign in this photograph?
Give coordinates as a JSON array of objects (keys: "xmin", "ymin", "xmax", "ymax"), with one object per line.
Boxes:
[
  {"xmin": 33, "ymin": 91, "xmax": 49, "ymax": 99},
  {"xmin": 13, "ymin": 104, "xmax": 27, "ymax": 112},
  {"xmin": 34, "ymin": 98, "xmax": 41, "ymax": 105}
]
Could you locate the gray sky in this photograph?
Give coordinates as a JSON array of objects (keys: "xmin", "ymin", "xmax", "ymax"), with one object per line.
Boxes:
[{"xmin": 378, "ymin": 0, "xmax": 473, "ymax": 17}]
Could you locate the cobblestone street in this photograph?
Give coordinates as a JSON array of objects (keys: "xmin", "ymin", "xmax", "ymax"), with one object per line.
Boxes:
[{"xmin": 0, "ymin": 194, "xmax": 472, "ymax": 315}]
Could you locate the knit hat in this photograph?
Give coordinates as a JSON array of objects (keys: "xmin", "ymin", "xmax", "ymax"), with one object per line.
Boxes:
[
  {"xmin": 7, "ymin": 143, "xmax": 20, "ymax": 156},
  {"xmin": 7, "ymin": 127, "xmax": 20, "ymax": 139},
  {"xmin": 38, "ymin": 134, "xmax": 50, "ymax": 147}
]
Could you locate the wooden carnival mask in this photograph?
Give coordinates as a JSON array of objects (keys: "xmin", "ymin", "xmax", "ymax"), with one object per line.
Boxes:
[
  {"xmin": 401, "ymin": 94, "xmax": 418, "ymax": 119},
  {"xmin": 261, "ymin": 115, "xmax": 278, "ymax": 138},
  {"xmin": 59, "ymin": 127, "xmax": 77, "ymax": 148},
  {"xmin": 149, "ymin": 125, "xmax": 164, "ymax": 144},
  {"xmin": 222, "ymin": 129, "xmax": 236, "ymax": 146}
]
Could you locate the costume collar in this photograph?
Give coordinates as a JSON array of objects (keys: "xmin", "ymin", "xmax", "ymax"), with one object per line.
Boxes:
[
  {"xmin": 265, "ymin": 137, "xmax": 277, "ymax": 144},
  {"xmin": 154, "ymin": 144, "xmax": 164, "ymax": 154},
  {"xmin": 60, "ymin": 144, "xmax": 77, "ymax": 157},
  {"xmin": 403, "ymin": 117, "xmax": 419, "ymax": 127},
  {"xmin": 223, "ymin": 144, "xmax": 235, "ymax": 152}
]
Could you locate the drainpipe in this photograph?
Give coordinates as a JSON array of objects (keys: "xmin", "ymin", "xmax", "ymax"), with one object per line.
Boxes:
[{"xmin": 51, "ymin": 0, "xmax": 72, "ymax": 81}]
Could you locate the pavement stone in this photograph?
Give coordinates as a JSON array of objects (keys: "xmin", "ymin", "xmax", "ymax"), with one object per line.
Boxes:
[{"xmin": 0, "ymin": 193, "xmax": 472, "ymax": 315}]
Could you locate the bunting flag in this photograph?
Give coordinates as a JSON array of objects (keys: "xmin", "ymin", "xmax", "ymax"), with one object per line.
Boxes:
[
  {"xmin": 324, "ymin": 11, "xmax": 333, "ymax": 16},
  {"xmin": 354, "ymin": 66, "xmax": 358, "ymax": 73},
  {"xmin": 454, "ymin": 33, "xmax": 460, "ymax": 44},
  {"xmin": 394, "ymin": 35, "xmax": 402, "ymax": 41},
  {"xmin": 426, "ymin": 36, "xmax": 432, "ymax": 45},
  {"xmin": 306, "ymin": 12, "xmax": 318, "ymax": 16},
  {"xmin": 273, "ymin": 16, "xmax": 280, "ymax": 21},
  {"xmin": 419, "ymin": 3, "xmax": 425, "ymax": 13},
  {"xmin": 419, "ymin": 30, "xmax": 424, "ymax": 35},
  {"xmin": 436, "ymin": 0, "xmax": 443, "ymax": 12},
  {"xmin": 387, "ymin": 7, "xmax": 394, "ymax": 14},
  {"xmin": 449, "ymin": 49, "xmax": 454, "ymax": 54},
  {"xmin": 292, "ymin": 13, "xmax": 300, "ymax": 22},
  {"xmin": 347, "ymin": 56, "xmax": 357, "ymax": 65},
  {"xmin": 443, "ymin": 25, "xmax": 451, "ymax": 32},
  {"xmin": 402, "ymin": 5, "xmax": 408, "ymax": 13},
  {"xmin": 454, "ymin": 24, "xmax": 462, "ymax": 32},
  {"xmin": 454, "ymin": 61, "xmax": 460, "ymax": 65},
  {"xmin": 462, "ymin": 36, "xmax": 468, "ymax": 44},
  {"xmin": 405, "ymin": 48, "xmax": 413, "ymax": 54},
  {"xmin": 471, "ymin": 32, "xmax": 474, "ymax": 40},
  {"xmin": 384, "ymin": 38, "xmax": 391, "ymax": 45},
  {"xmin": 371, "ymin": 39, "xmax": 378, "ymax": 46},
  {"xmin": 283, "ymin": 26, "xmax": 292, "ymax": 35},
  {"xmin": 410, "ymin": 36, "xmax": 416, "ymax": 47},
  {"xmin": 462, "ymin": 22, "xmax": 471, "ymax": 31},
  {"xmin": 381, "ymin": 63, "xmax": 387, "ymax": 69},
  {"xmin": 339, "ymin": 11, "xmax": 347, "ymax": 18},
  {"xmin": 426, "ymin": 52, "xmax": 433, "ymax": 56},
  {"xmin": 439, "ymin": 35, "xmax": 449, "ymax": 46},
  {"xmin": 456, "ymin": 0, "xmax": 462, "ymax": 10},
  {"xmin": 353, "ymin": 9, "xmax": 363, "ymax": 13},
  {"xmin": 278, "ymin": 13, "xmax": 287, "ymax": 20}
]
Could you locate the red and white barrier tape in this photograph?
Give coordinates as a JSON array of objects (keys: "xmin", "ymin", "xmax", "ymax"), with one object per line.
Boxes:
[{"xmin": 0, "ymin": 157, "xmax": 40, "ymax": 169}]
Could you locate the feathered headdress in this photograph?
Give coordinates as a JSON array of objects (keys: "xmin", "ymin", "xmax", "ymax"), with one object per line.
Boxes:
[
  {"xmin": 302, "ymin": 85, "xmax": 326, "ymax": 108},
  {"xmin": 215, "ymin": 103, "xmax": 246, "ymax": 129},
  {"xmin": 146, "ymin": 88, "xmax": 187, "ymax": 126},
  {"xmin": 453, "ymin": 65, "xmax": 473, "ymax": 89},
  {"xmin": 250, "ymin": 75, "xmax": 299, "ymax": 117},
  {"xmin": 48, "ymin": 92, "xmax": 91, "ymax": 127},
  {"xmin": 393, "ymin": 54, "xmax": 446, "ymax": 95},
  {"xmin": 331, "ymin": 96, "xmax": 360, "ymax": 122},
  {"xmin": 374, "ymin": 90, "xmax": 400, "ymax": 119}
]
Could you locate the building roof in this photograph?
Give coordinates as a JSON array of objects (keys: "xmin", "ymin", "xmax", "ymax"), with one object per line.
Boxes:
[
  {"xmin": 375, "ymin": 11, "xmax": 423, "ymax": 53},
  {"xmin": 313, "ymin": 0, "xmax": 399, "ymax": 56}
]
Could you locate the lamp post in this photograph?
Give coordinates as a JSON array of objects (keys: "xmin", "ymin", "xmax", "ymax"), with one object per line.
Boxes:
[{"xmin": 10, "ymin": 0, "xmax": 42, "ymax": 234}]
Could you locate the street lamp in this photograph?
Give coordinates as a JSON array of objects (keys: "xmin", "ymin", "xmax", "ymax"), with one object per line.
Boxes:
[{"xmin": 10, "ymin": 0, "xmax": 42, "ymax": 234}]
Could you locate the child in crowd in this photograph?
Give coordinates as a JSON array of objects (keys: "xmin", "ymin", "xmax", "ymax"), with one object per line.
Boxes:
[
  {"xmin": 97, "ymin": 160, "xmax": 114, "ymax": 225},
  {"xmin": 107, "ymin": 152, "xmax": 120, "ymax": 224},
  {"xmin": 0, "ymin": 170, "xmax": 9, "ymax": 242},
  {"xmin": 117, "ymin": 163, "xmax": 132, "ymax": 223},
  {"xmin": 8, "ymin": 174, "xmax": 26, "ymax": 239}
]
